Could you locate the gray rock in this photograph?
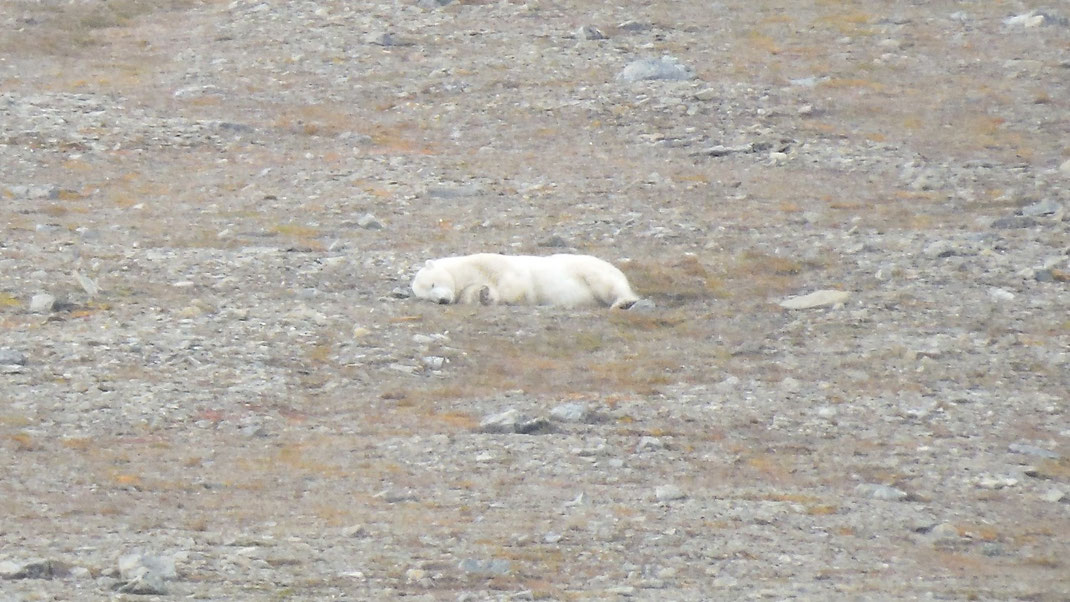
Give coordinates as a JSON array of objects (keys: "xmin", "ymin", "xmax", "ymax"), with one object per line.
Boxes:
[
  {"xmin": 1019, "ymin": 199, "xmax": 1062, "ymax": 217},
  {"xmin": 922, "ymin": 241, "xmax": 956, "ymax": 258},
  {"xmin": 0, "ymin": 349, "xmax": 27, "ymax": 365},
  {"xmin": 616, "ymin": 21, "xmax": 652, "ymax": 33},
  {"xmin": 367, "ymin": 32, "xmax": 413, "ymax": 47},
  {"xmin": 480, "ymin": 408, "xmax": 522, "ymax": 433},
  {"xmin": 27, "ymin": 185, "xmax": 61, "ymax": 200},
  {"xmin": 1008, "ymin": 442, "xmax": 1061, "ymax": 459},
  {"xmin": 628, "ymin": 298, "xmax": 657, "ymax": 312},
  {"xmin": 654, "ymin": 484, "xmax": 686, "ymax": 501},
  {"xmin": 693, "ymin": 88, "xmax": 717, "ymax": 101},
  {"xmin": 549, "ymin": 402, "xmax": 589, "ymax": 422},
  {"xmin": 988, "ymin": 287, "xmax": 1015, "ymax": 302},
  {"xmin": 427, "ymin": 184, "xmax": 483, "ymax": 199},
  {"xmin": 616, "ymin": 56, "xmax": 695, "ymax": 82},
  {"xmin": 114, "ymin": 552, "xmax": 175, "ymax": 594},
  {"xmin": 975, "ymin": 475, "xmax": 1018, "ymax": 489},
  {"xmin": 356, "ymin": 213, "xmax": 383, "ymax": 229},
  {"xmin": 114, "ymin": 572, "xmax": 168, "ymax": 595},
  {"xmin": 636, "ymin": 436, "xmax": 665, "ymax": 452},
  {"xmin": 458, "ymin": 558, "xmax": 511, "ymax": 576},
  {"xmin": 1003, "ymin": 11, "xmax": 1065, "ymax": 27},
  {"xmin": 29, "ymin": 293, "xmax": 56, "ymax": 313},
  {"xmin": 538, "ymin": 234, "xmax": 570, "ymax": 248},
  {"xmin": 0, "ymin": 558, "xmax": 71, "ymax": 579},
  {"xmin": 1040, "ymin": 488, "xmax": 1066, "ymax": 503},
  {"xmin": 575, "ymin": 25, "xmax": 607, "ymax": 40},
  {"xmin": 72, "ymin": 271, "xmax": 100, "ymax": 297},
  {"xmin": 990, "ymin": 215, "xmax": 1038, "ymax": 229},
  {"xmin": 855, "ymin": 483, "xmax": 909, "ymax": 501},
  {"xmin": 691, "ymin": 143, "xmax": 753, "ymax": 157},
  {"xmin": 479, "ymin": 409, "xmax": 551, "ymax": 434},
  {"xmin": 421, "ymin": 356, "xmax": 445, "ymax": 369},
  {"xmin": 930, "ymin": 522, "xmax": 960, "ymax": 539},
  {"xmin": 390, "ymin": 287, "xmax": 411, "ymax": 299},
  {"xmin": 543, "ymin": 532, "xmax": 563, "ymax": 543},
  {"xmin": 341, "ymin": 524, "xmax": 367, "ymax": 537},
  {"xmin": 1060, "ymin": 158, "xmax": 1070, "ymax": 177}
]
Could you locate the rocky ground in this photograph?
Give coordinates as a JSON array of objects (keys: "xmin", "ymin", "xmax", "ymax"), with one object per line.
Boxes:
[{"xmin": 1, "ymin": 0, "xmax": 1068, "ymax": 600}]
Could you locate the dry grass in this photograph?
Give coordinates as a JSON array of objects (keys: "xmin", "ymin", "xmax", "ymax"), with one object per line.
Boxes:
[
  {"xmin": 625, "ymin": 255, "xmax": 727, "ymax": 302},
  {"xmin": 3, "ymin": 0, "xmax": 197, "ymax": 57}
]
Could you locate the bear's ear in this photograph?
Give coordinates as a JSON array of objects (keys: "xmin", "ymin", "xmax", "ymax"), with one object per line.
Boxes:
[{"xmin": 425, "ymin": 259, "xmax": 436, "ymax": 267}]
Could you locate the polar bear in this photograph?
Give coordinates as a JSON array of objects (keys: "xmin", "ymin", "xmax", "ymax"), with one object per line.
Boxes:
[{"xmin": 411, "ymin": 253, "xmax": 639, "ymax": 309}]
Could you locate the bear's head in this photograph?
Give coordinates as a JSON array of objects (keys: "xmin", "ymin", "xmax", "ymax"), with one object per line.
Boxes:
[{"xmin": 411, "ymin": 260, "xmax": 456, "ymax": 304}]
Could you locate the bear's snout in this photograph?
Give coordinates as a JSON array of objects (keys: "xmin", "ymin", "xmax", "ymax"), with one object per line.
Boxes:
[{"xmin": 436, "ymin": 297, "xmax": 450, "ymax": 305}]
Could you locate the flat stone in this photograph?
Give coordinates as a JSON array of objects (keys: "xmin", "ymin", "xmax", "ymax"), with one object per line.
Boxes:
[
  {"xmin": 616, "ymin": 56, "xmax": 695, "ymax": 82},
  {"xmin": 779, "ymin": 289, "xmax": 850, "ymax": 309},
  {"xmin": 628, "ymin": 298, "xmax": 657, "ymax": 312},
  {"xmin": 1008, "ymin": 442, "xmax": 1061, "ymax": 459},
  {"xmin": 1020, "ymin": 199, "xmax": 1062, "ymax": 217},
  {"xmin": 427, "ymin": 184, "xmax": 483, "ymax": 199},
  {"xmin": 458, "ymin": 558, "xmax": 510, "ymax": 576},
  {"xmin": 0, "ymin": 349, "xmax": 27, "ymax": 365},
  {"xmin": 990, "ymin": 215, "xmax": 1037, "ymax": 229}
]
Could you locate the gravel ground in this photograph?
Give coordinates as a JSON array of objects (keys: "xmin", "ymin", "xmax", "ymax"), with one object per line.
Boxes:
[{"xmin": 1, "ymin": 0, "xmax": 1068, "ymax": 600}]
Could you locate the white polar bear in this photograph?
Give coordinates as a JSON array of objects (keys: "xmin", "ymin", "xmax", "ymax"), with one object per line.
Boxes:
[{"xmin": 411, "ymin": 253, "xmax": 640, "ymax": 309}]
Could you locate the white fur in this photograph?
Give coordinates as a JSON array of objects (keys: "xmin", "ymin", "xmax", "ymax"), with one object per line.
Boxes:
[{"xmin": 411, "ymin": 253, "xmax": 639, "ymax": 309}]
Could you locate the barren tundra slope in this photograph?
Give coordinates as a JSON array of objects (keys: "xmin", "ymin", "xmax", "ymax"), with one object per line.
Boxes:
[{"xmin": 1, "ymin": 0, "xmax": 1068, "ymax": 600}]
